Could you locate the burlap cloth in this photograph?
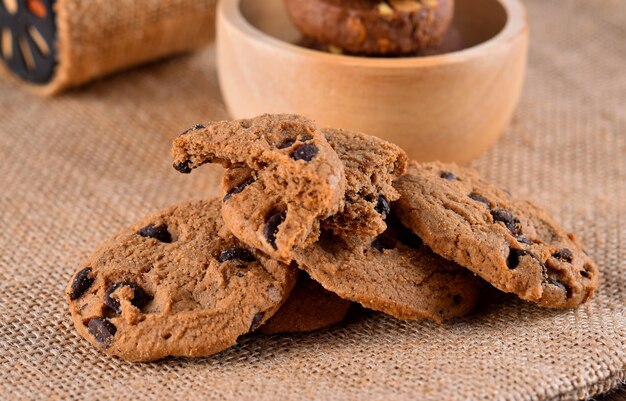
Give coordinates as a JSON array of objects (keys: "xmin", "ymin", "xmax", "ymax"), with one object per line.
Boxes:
[
  {"xmin": 47, "ymin": 0, "xmax": 217, "ymax": 94},
  {"xmin": 0, "ymin": 0, "xmax": 217, "ymax": 94},
  {"xmin": 0, "ymin": 1, "xmax": 623, "ymax": 400}
]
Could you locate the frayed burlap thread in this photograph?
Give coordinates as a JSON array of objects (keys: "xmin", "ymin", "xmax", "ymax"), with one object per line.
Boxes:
[{"xmin": 0, "ymin": 0, "xmax": 624, "ymax": 400}]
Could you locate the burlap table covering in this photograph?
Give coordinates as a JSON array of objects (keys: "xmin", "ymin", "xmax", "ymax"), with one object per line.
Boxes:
[{"xmin": 0, "ymin": 1, "xmax": 623, "ymax": 400}]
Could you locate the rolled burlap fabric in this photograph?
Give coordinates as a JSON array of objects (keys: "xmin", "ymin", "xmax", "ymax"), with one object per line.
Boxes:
[{"xmin": 0, "ymin": 0, "xmax": 216, "ymax": 94}]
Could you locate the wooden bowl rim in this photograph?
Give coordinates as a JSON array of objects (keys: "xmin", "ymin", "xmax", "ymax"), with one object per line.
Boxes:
[{"xmin": 218, "ymin": 0, "xmax": 528, "ymax": 68}]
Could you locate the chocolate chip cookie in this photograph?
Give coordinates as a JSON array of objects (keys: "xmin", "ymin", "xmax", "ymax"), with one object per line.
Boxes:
[
  {"xmin": 259, "ymin": 271, "xmax": 352, "ymax": 334},
  {"xmin": 393, "ymin": 162, "xmax": 599, "ymax": 308},
  {"xmin": 293, "ymin": 212, "xmax": 482, "ymax": 323},
  {"xmin": 66, "ymin": 199, "xmax": 297, "ymax": 362},
  {"xmin": 321, "ymin": 127, "xmax": 408, "ymax": 239},
  {"xmin": 172, "ymin": 114, "xmax": 346, "ymax": 262},
  {"xmin": 286, "ymin": 0, "xmax": 455, "ymax": 55}
]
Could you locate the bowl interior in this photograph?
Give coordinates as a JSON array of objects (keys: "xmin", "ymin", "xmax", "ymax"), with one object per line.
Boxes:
[{"xmin": 239, "ymin": 0, "xmax": 508, "ymax": 54}]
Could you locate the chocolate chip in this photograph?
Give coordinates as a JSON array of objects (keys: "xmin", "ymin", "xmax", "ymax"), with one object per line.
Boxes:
[
  {"xmin": 223, "ymin": 176, "xmax": 255, "ymax": 202},
  {"xmin": 580, "ymin": 270, "xmax": 591, "ymax": 278},
  {"xmin": 219, "ymin": 247, "xmax": 256, "ymax": 263},
  {"xmin": 104, "ymin": 281, "xmax": 152, "ymax": 314},
  {"xmin": 374, "ymin": 196, "xmax": 391, "ymax": 215},
  {"xmin": 553, "ymin": 248, "xmax": 574, "ymax": 263},
  {"xmin": 179, "ymin": 124, "xmax": 205, "ymax": 136},
  {"xmin": 138, "ymin": 224, "xmax": 172, "ymax": 243},
  {"xmin": 469, "ymin": 193, "xmax": 490, "ymax": 207},
  {"xmin": 506, "ymin": 248, "xmax": 547, "ymax": 275},
  {"xmin": 278, "ymin": 138, "xmax": 295, "ymax": 149},
  {"xmin": 371, "ymin": 235, "xmax": 394, "ymax": 252},
  {"xmin": 506, "ymin": 248, "xmax": 526, "ymax": 269},
  {"xmin": 69, "ymin": 268, "xmax": 94, "ymax": 300},
  {"xmin": 453, "ymin": 294, "xmax": 462, "ymax": 305},
  {"xmin": 249, "ymin": 312, "xmax": 264, "ymax": 332},
  {"xmin": 173, "ymin": 160, "xmax": 192, "ymax": 174},
  {"xmin": 87, "ymin": 318, "xmax": 117, "ymax": 347},
  {"xmin": 299, "ymin": 135, "xmax": 313, "ymax": 142},
  {"xmin": 516, "ymin": 236, "xmax": 532, "ymax": 245},
  {"xmin": 291, "ymin": 144, "xmax": 318, "ymax": 161},
  {"xmin": 264, "ymin": 212, "xmax": 285, "ymax": 249},
  {"xmin": 440, "ymin": 171, "xmax": 456, "ymax": 180},
  {"xmin": 490, "ymin": 209, "xmax": 522, "ymax": 236},
  {"xmin": 547, "ymin": 278, "xmax": 572, "ymax": 299}
]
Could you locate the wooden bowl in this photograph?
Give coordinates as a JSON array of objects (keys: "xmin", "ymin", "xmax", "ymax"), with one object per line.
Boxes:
[{"xmin": 217, "ymin": 0, "xmax": 528, "ymax": 163}]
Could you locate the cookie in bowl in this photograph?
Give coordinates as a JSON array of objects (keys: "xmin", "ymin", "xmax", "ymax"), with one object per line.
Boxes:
[{"xmin": 285, "ymin": 0, "xmax": 454, "ymax": 55}]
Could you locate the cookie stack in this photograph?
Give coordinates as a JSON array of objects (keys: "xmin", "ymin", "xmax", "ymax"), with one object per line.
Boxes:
[
  {"xmin": 66, "ymin": 114, "xmax": 599, "ymax": 362},
  {"xmin": 287, "ymin": 0, "xmax": 457, "ymax": 56}
]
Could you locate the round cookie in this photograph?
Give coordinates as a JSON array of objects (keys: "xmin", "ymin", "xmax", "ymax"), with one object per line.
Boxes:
[
  {"xmin": 321, "ymin": 127, "xmax": 408, "ymax": 239},
  {"xmin": 172, "ymin": 114, "xmax": 346, "ymax": 262},
  {"xmin": 259, "ymin": 271, "xmax": 352, "ymax": 334},
  {"xmin": 286, "ymin": 0, "xmax": 455, "ymax": 56},
  {"xmin": 66, "ymin": 199, "xmax": 297, "ymax": 362},
  {"xmin": 393, "ymin": 162, "xmax": 599, "ymax": 308},
  {"xmin": 293, "ymin": 212, "xmax": 482, "ymax": 323}
]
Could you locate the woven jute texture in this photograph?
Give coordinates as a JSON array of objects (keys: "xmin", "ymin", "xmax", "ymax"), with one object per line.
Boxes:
[
  {"xmin": 0, "ymin": 0, "xmax": 217, "ymax": 94},
  {"xmin": 0, "ymin": 0, "xmax": 624, "ymax": 400}
]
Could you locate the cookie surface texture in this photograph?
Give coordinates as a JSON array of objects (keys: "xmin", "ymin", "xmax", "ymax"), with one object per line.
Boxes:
[
  {"xmin": 172, "ymin": 114, "xmax": 346, "ymax": 262},
  {"xmin": 393, "ymin": 162, "xmax": 599, "ymax": 308},
  {"xmin": 293, "ymin": 212, "xmax": 482, "ymax": 323},
  {"xmin": 66, "ymin": 199, "xmax": 297, "ymax": 362},
  {"xmin": 321, "ymin": 127, "xmax": 407, "ymax": 239}
]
